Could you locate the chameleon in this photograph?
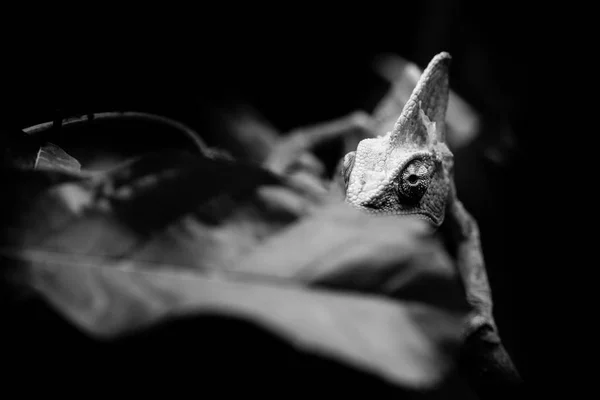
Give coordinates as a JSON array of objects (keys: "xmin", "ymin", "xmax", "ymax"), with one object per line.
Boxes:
[
  {"xmin": 340, "ymin": 53, "xmax": 487, "ymax": 321},
  {"xmin": 338, "ymin": 52, "xmax": 522, "ymax": 389}
]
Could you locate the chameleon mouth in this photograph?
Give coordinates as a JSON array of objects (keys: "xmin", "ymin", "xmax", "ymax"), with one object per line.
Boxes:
[{"xmin": 356, "ymin": 205, "xmax": 441, "ymax": 227}]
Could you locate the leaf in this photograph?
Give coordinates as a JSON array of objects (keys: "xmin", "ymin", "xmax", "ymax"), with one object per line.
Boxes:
[
  {"xmin": 265, "ymin": 112, "xmax": 373, "ymax": 177},
  {"xmin": 1, "ymin": 151, "xmax": 470, "ymax": 391},
  {"xmin": 3, "ymin": 245, "xmax": 464, "ymax": 387},
  {"xmin": 232, "ymin": 203, "xmax": 467, "ymax": 310},
  {"xmin": 35, "ymin": 142, "xmax": 81, "ymax": 173},
  {"xmin": 204, "ymin": 102, "xmax": 281, "ymax": 163}
]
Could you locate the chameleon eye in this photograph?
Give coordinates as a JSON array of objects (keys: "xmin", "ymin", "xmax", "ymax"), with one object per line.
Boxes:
[{"xmin": 397, "ymin": 156, "xmax": 435, "ymax": 204}]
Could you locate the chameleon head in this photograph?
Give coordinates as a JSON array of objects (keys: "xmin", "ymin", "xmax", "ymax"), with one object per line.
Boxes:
[{"xmin": 342, "ymin": 52, "xmax": 454, "ymax": 227}]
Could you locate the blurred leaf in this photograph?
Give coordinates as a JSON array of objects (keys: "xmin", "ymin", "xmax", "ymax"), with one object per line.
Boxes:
[
  {"xmin": 1, "ymin": 151, "xmax": 470, "ymax": 391},
  {"xmin": 35, "ymin": 142, "xmax": 81, "ymax": 173},
  {"xmin": 265, "ymin": 112, "xmax": 373, "ymax": 178},
  {"xmin": 205, "ymin": 102, "xmax": 281, "ymax": 163}
]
